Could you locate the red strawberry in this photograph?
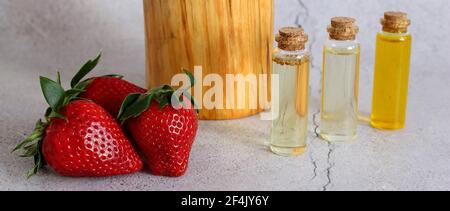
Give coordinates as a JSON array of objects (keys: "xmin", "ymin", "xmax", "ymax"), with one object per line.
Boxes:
[
  {"xmin": 80, "ymin": 77, "xmax": 147, "ymax": 117},
  {"xmin": 64, "ymin": 53, "xmax": 147, "ymax": 117},
  {"xmin": 118, "ymin": 73, "xmax": 199, "ymax": 177},
  {"xmin": 13, "ymin": 55, "xmax": 143, "ymax": 178},
  {"xmin": 127, "ymin": 100, "xmax": 198, "ymax": 177},
  {"xmin": 43, "ymin": 100, "xmax": 142, "ymax": 177}
]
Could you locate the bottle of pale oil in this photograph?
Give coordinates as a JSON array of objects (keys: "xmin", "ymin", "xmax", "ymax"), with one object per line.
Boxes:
[
  {"xmin": 371, "ymin": 12, "xmax": 412, "ymax": 130},
  {"xmin": 270, "ymin": 27, "xmax": 310, "ymax": 156},
  {"xmin": 320, "ymin": 17, "xmax": 360, "ymax": 142}
]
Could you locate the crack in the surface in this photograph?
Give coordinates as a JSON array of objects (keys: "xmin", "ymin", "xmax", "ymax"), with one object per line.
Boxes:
[
  {"xmin": 308, "ymin": 149, "xmax": 318, "ymax": 181},
  {"xmin": 295, "ymin": 0, "xmax": 318, "ymax": 71},
  {"xmin": 296, "ymin": 0, "xmax": 310, "ymax": 25},
  {"xmin": 296, "ymin": 0, "xmax": 329, "ymax": 191},
  {"xmin": 309, "ymin": 108, "xmax": 320, "ymax": 181},
  {"xmin": 313, "ymin": 109, "xmax": 320, "ymax": 138},
  {"xmin": 323, "ymin": 142, "xmax": 335, "ymax": 191},
  {"xmin": 309, "ymin": 109, "xmax": 321, "ymax": 181}
]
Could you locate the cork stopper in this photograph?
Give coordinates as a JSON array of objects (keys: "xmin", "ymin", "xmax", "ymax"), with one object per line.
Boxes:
[
  {"xmin": 276, "ymin": 27, "xmax": 309, "ymax": 51},
  {"xmin": 327, "ymin": 17, "xmax": 359, "ymax": 41},
  {"xmin": 381, "ymin": 11, "xmax": 411, "ymax": 33}
]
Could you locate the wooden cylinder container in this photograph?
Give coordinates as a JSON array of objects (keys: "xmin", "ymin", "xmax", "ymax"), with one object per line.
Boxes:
[{"xmin": 144, "ymin": 0, "xmax": 274, "ymax": 120}]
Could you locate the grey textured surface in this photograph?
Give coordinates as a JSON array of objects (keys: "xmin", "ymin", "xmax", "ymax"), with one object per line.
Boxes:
[{"xmin": 1, "ymin": 0, "xmax": 450, "ymax": 191}]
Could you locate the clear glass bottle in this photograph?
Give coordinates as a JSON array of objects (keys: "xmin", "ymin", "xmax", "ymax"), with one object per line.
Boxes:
[
  {"xmin": 270, "ymin": 27, "xmax": 310, "ymax": 156},
  {"xmin": 320, "ymin": 17, "xmax": 360, "ymax": 142},
  {"xmin": 371, "ymin": 12, "xmax": 412, "ymax": 130}
]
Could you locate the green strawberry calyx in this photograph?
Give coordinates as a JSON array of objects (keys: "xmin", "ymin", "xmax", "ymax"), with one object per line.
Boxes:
[
  {"xmin": 12, "ymin": 53, "xmax": 108, "ymax": 178},
  {"xmin": 117, "ymin": 70, "xmax": 198, "ymax": 124}
]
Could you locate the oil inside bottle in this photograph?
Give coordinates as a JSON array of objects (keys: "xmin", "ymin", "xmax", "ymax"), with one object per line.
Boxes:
[
  {"xmin": 321, "ymin": 45, "xmax": 360, "ymax": 141},
  {"xmin": 371, "ymin": 12, "xmax": 412, "ymax": 130}
]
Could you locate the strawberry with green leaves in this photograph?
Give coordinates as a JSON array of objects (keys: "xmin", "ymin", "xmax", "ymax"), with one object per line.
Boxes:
[
  {"xmin": 13, "ymin": 55, "xmax": 143, "ymax": 178},
  {"xmin": 118, "ymin": 71, "xmax": 199, "ymax": 177},
  {"xmin": 80, "ymin": 77, "xmax": 147, "ymax": 117},
  {"xmin": 67, "ymin": 54, "xmax": 147, "ymax": 117}
]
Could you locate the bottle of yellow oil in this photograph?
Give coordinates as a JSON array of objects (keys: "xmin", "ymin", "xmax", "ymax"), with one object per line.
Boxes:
[
  {"xmin": 320, "ymin": 17, "xmax": 360, "ymax": 142},
  {"xmin": 371, "ymin": 12, "xmax": 412, "ymax": 130},
  {"xmin": 270, "ymin": 27, "xmax": 310, "ymax": 156}
]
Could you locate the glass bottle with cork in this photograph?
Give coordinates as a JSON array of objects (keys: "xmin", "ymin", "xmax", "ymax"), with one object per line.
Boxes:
[
  {"xmin": 371, "ymin": 11, "xmax": 412, "ymax": 130},
  {"xmin": 270, "ymin": 27, "xmax": 310, "ymax": 156},
  {"xmin": 320, "ymin": 17, "xmax": 361, "ymax": 142}
]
